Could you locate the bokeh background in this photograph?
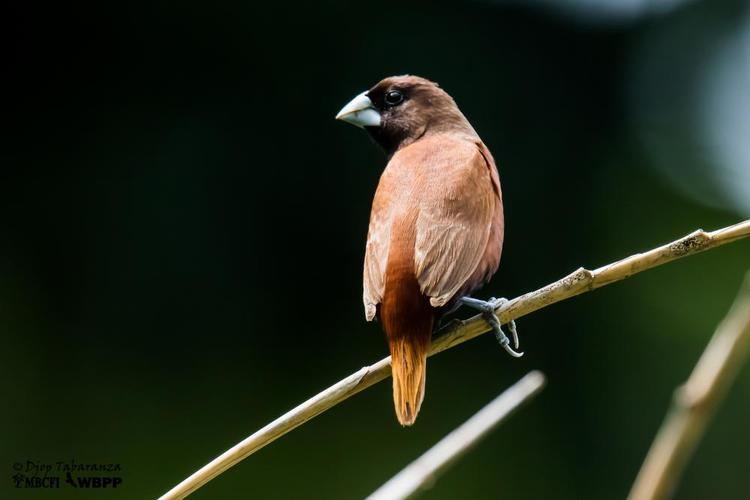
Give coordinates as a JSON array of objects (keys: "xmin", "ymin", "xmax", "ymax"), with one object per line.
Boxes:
[{"xmin": 3, "ymin": 0, "xmax": 750, "ymax": 498}]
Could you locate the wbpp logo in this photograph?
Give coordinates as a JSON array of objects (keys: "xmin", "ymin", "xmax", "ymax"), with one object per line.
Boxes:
[{"xmin": 65, "ymin": 471, "xmax": 123, "ymax": 488}]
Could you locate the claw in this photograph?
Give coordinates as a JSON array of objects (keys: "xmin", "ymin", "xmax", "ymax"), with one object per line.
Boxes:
[
  {"xmin": 489, "ymin": 298, "xmax": 519, "ymax": 349},
  {"xmin": 500, "ymin": 339, "xmax": 524, "ymax": 358},
  {"xmin": 459, "ymin": 296, "xmax": 523, "ymax": 357}
]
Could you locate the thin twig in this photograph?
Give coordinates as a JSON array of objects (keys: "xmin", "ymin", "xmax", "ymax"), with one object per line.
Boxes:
[
  {"xmin": 367, "ymin": 371, "xmax": 546, "ymax": 500},
  {"xmin": 160, "ymin": 220, "xmax": 750, "ymax": 499},
  {"xmin": 628, "ymin": 271, "xmax": 750, "ymax": 500}
]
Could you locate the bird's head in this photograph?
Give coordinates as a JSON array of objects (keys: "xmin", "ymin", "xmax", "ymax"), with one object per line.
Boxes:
[{"xmin": 336, "ymin": 75, "xmax": 475, "ymax": 156}]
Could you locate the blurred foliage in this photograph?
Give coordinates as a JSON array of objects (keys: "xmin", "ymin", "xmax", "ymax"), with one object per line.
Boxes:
[
  {"xmin": 2, "ymin": 0, "xmax": 749, "ymax": 499},
  {"xmin": 631, "ymin": 0, "xmax": 750, "ymax": 216}
]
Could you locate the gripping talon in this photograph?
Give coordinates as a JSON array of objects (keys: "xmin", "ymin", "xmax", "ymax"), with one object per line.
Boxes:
[{"xmin": 460, "ymin": 296, "xmax": 524, "ymax": 357}]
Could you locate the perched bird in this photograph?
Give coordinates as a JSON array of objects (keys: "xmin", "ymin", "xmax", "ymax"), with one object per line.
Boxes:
[{"xmin": 336, "ymin": 75, "xmax": 520, "ymax": 426}]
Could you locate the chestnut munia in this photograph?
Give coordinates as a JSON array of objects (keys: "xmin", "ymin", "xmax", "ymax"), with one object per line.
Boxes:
[{"xmin": 337, "ymin": 75, "xmax": 520, "ymax": 426}]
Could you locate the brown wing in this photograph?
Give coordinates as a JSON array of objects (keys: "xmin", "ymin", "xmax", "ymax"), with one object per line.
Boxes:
[
  {"xmin": 363, "ymin": 164, "xmax": 399, "ymax": 321},
  {"xmin": 414, "ymin": 138, "xmax": 498, "ymax": 307}
]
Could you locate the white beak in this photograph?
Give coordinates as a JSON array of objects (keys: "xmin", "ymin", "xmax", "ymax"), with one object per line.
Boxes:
[{"xmin": 335, "ymin": 91, "xmax": 381, "ymax": 128}]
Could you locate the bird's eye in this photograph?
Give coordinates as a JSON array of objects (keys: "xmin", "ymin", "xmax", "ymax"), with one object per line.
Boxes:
[{"xmin": 384, "ymin": 90, "xmax": 404, "ymax": 106}]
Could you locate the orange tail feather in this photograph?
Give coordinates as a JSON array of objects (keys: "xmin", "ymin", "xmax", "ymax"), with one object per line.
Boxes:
[
  {"xmin": 381, "ymin": 274, "xmax": 434, "ymax": 426},
  {"xmin": 388, "ymin": 332, "xmax": 431, "ymax": 425}
]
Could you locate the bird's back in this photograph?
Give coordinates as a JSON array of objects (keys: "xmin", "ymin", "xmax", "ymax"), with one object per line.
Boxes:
[
  {"xmin": 364, "ymin": 133, "xmax": 503, "ymax": 317},
  {"xmin": 363, "ymin": 133, "xmax": 504, "ymax": 425}
]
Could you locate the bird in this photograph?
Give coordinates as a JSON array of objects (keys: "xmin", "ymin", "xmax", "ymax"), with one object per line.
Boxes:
[{"xmin": 336, "ymin": 75, "xmax": 520, "ymax": 426}]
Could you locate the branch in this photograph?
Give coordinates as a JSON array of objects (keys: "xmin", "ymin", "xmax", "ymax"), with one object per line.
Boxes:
[
  {"xmin": 367, "ymin": 371, "xmax": 546, "ymax": 500},
  {"xmin": 159, "ymin": 219, "xmax": 750, "ymax": 499},
  {"xmin": 628, "ymin": 271, "xmax": 750, "ymax": 500}
]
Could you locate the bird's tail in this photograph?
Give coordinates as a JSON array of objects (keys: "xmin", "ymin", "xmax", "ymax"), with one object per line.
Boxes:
[
  {"xmin": 387, "ymin": 332, "xmax": 431, "ymax": 425},
  {"xmin": 381, "ymin": 279, "xmax": 434, "ymax": 426}
]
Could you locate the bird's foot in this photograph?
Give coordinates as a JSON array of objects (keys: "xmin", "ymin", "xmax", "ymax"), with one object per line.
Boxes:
[{"xmin": 458, "ymin": 296, "xmax": 523, "ymax": 358}]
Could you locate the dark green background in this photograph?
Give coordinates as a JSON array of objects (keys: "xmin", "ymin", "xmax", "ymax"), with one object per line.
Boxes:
[{"xmin": 3, "ymin": 1, "xmax": 749, "ymax": 499}]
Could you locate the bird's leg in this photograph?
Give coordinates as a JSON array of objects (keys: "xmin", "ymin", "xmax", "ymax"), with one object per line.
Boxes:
[{"xmin": 458, "ymin": 296, "xmax": 523, "ymax": 358}]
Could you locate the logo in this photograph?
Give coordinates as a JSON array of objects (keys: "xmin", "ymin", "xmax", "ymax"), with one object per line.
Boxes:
[{"xmin": 10, "ymin": 460, "xmax": 123, "ymax": 490}]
